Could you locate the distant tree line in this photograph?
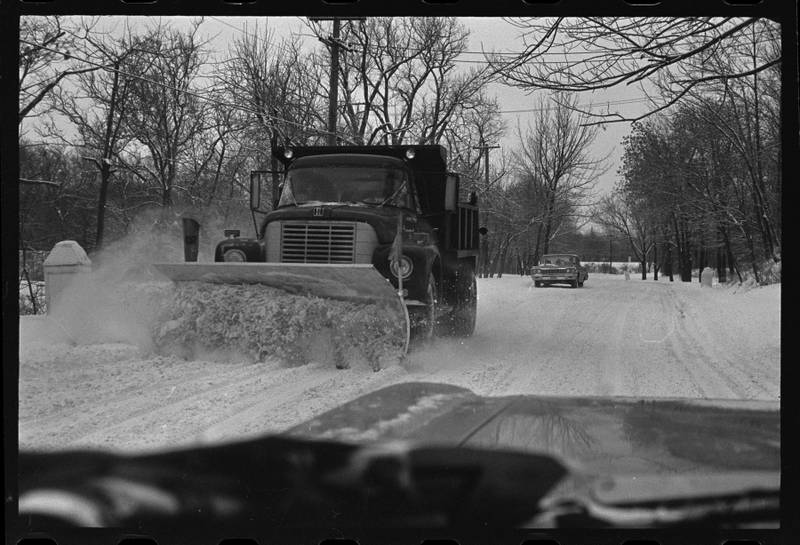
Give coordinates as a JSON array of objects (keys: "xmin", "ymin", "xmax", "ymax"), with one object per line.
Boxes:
[{"xmin": 593, "ymin": 19, "xmax": 781, "ymax": 283}]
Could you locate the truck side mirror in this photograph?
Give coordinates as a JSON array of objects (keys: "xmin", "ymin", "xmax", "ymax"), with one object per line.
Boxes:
[
  {"xmin": 250, "ymin": 171, "xmax": 262, "ymax": 211},
  {"xmin": 469, "ymin": 191, "xmax": 478, "ymax": 206},
  {"xmin": 445, "ymin": 174, "xmax": 458, "ymax": 212}
]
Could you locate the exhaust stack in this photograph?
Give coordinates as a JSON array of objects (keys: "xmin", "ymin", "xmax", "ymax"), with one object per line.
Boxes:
[{"xmin": 182, "ymin": 218, "xmax": 200, "ymax": 262}]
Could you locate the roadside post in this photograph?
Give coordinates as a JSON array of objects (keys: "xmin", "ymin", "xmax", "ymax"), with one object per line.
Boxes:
[
  {"xmin": 43, "ymin": 241, "xmax": 92, "ymax": 314},
  {"xmin": 701, "ymin": 267, "xmax": 714, "ymax": 288}
]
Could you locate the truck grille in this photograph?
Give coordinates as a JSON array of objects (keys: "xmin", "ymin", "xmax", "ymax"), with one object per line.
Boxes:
[{"xmin": 280, "ymin": 222, "xmax": 356, "ymax": 264}]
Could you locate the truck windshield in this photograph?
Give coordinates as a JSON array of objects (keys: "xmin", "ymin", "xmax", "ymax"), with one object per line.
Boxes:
[{"xmin": 278, "ymin": 165, "xmax": 412, "ymax": 208}]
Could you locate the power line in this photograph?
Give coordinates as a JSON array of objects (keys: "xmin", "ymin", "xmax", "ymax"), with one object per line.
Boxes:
[
  {"xmin": 497, "ymin": 97, "xmax": 651, "ymax": 115},
  {"xmin": 295, "ymin": 30, "xmax": 778, "ymax": 60}
]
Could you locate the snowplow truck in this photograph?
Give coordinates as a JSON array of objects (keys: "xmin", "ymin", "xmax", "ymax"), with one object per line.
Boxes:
[{"xmin": 154, "ymin": 145, "xmax": 482, "ymax": 353}]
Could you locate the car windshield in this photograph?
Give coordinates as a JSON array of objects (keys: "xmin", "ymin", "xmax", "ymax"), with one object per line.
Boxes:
[
  {"xmin": 541, "ymin": 255, "xmax": 575, "ymax": 266},
  {"xmin": 278, "ymin": 164, "xmax": 411, "ymax": 208}
]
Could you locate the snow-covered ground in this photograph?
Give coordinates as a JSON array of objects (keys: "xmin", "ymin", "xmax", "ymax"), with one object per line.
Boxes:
[{"xmin": 19, "ymin": 273, "xmax": 780, "ymax": 453}]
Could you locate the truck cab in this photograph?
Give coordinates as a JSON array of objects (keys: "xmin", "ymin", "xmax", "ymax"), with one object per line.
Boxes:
[{"xmin": 214, "ymin": 145, "xmax": 482, "ymax": 338}]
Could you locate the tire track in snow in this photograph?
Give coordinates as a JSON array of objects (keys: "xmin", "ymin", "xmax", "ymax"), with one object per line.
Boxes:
[
  {"xmin": 20, "ymin": 359, "xmax": 258, "ymax": 426},
  {"xmin": 679, "ymin": 286, "xmax": 780, "ymax": 397},
  {"xmin": 189, "ymin": 363, "xmax": 409, "ymax": 444},
  {"xmin": 20, "ymin": 361, "xmax": 270, "ymax": 447},
  {"xmin": 628, "ymin": 283, "xmax": 710, "ymax": 399},
  {"xmin": 63, "ymin": 363, "xmax": 326, "ymax": 449},
  {"xmin": 669, "ymin": 289, "xmax": 777, "ymax": 399},
  {"xmin": 492, "ymin": 280, "xmax": 623, "ymax": 397}
]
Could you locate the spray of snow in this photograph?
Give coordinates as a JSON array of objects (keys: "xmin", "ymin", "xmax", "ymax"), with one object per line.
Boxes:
[{"xmin": 40, "ymin": 205, "xmax": 253, "ymax": 351}]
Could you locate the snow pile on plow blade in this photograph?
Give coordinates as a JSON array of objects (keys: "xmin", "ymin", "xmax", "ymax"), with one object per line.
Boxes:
[{"xmin": 150, "ymin": 263, "xmax": 410, "ymax": 369}]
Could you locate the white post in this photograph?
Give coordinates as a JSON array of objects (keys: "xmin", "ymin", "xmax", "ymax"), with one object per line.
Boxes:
[
  {"xmin": 701, "ymin": 266, "xmax": 714, "ymax": 288},
  {"xmin": 43, "ymin": 241, "xmax": 92, "ymax": 314}
]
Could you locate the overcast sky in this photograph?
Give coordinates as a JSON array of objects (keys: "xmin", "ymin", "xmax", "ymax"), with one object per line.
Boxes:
[{"xmin": 25, "ymin": 16, "xmax": 658, "ymax": 196}]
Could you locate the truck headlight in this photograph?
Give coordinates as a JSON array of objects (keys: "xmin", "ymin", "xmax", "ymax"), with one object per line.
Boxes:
[
  {"xmin": 223, "ymin": 249, "xmax": 247, "ymax": 262},
  {"xmin": 389, "ymin": 255, "xmax": 414, "ymax": 279}
]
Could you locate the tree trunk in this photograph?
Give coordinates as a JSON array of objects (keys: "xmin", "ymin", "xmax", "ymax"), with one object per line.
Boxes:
[
  {"xmin": 95, "ymin": 165, "xmax": 112, "ymax": 251},
  {"xmin": 721, "ymin": 226, "xmax": 742, "ymax": 282},
  {"xmin": 666, "ymin": 242, "xmax": 674, "ymax": 282},
  {"xmin": 716, "ymin": 225, "xmax": 727, "ymax": 283},
  {"xmin": 533, "ymin": 224, "xmax": 543, "ymax": 265},
  {"xmin": 95, "ymin": 59, "xmax": 121, "ymax": 251},
  {"xmin": 653, "ymin": 241, "xmax": 659, "ymax": 281},
  {"xmin": 497, "ymin": 235, "xmax": 511, "ymax": 278}
]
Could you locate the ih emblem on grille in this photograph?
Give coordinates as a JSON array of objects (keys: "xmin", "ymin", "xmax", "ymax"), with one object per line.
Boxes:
[{"xmin": 313, "ymin": 207, "xmax": 324, "ymax": 217}]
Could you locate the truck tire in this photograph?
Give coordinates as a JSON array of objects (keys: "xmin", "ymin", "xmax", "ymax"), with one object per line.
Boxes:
[
  {"xmin": 441, "ymin": 263, "xmax": 477, "ymax": 337},
  {"xmin": 571, "ymin": 278, "xmax": 579, "ymax": 288},
  {"xmin": 411, "ymin": 273, "xmax": 438, "ymax": 341}
]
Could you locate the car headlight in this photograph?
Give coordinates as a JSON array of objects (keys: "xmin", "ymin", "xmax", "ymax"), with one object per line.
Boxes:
[
  {"xmin": 389, "ymin": 255, "xmax": 414, "ymax": 279},
  {"xmin": 567, "ymin": 267, "xmax": 576, "ymax": 273},
  {"xmin": 223, "ymin": 249, "xmax": 247, "ymax": 262}
]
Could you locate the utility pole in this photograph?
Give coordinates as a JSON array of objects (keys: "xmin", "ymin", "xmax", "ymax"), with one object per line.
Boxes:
[
  {"xmin": 473, "ymin": 140, "xmax": 500, "ymax": 277},
  {"xmin": 309, "ymin": 17, "xmax": 363, "ymax": 145},
  {"xmin": 327, "ymin": 17, "xmax": 341, "ymax": 146}
]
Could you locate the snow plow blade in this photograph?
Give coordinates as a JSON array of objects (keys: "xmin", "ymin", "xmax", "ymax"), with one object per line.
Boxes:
[
  {"xmin": 152, "ymin": 262, "xmax": 410, "ymax": 355},
  {"xmin": 153, "ymin": 262, "xmax": 399, "ymax": 303}
]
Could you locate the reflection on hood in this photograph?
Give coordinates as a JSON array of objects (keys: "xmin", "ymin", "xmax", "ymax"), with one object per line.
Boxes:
[{"xmin": 286, "ymin": 382, "xmax": 780, "ymax": 477}]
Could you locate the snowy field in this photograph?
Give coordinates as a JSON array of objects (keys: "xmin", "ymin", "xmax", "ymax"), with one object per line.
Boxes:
[{"xmin": 19, "ymin": 273, "xmax": 780, "ymax": 452}]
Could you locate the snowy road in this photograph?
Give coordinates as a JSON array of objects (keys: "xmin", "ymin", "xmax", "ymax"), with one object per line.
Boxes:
[{"xmin": 19, "ymin": 274, "xmax": 780, "ymax": 452}]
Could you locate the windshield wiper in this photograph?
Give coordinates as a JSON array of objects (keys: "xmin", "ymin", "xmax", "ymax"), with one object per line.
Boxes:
[{"xmin": 379, "ymin": 180, "xmax": 408, "ymax": 207}]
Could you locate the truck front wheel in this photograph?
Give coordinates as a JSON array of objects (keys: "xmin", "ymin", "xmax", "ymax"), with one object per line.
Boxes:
[
  {"xmin": 441, "ymin": 263, "xmax": 477, "ymax": 337},
  {"xmin": 410, "ymin": 273, "xmax": 438, "ymax": 341}
]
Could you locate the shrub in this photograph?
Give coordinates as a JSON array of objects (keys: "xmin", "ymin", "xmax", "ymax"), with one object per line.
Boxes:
[{"xmin": 19, "ymin": 279, "xmax": 46, "ymax": 315}]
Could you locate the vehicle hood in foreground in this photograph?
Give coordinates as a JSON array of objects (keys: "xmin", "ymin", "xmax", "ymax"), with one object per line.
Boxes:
[
  {"xmin": 287, "ymin": 382, "xmax": 780, "ymax": 478},
  {"xmin": 17, "ymin": 382, "xmax": 779, "ymax": 529}
]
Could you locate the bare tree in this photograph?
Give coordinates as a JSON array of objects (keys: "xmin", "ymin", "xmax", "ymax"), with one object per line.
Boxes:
[
  {"xmin": 314, "ymin": 17, "xmax": 493, "ymax": 146},
  {"xmin": 44, "ymin": 23, "xmax": 157, "ymax": 250},
  {"xmin": 491, "ymin": 17, "xmax": 781, "ymax": 125},
  {"xmin": 677, "ymin": 27, "xmax": 781, "ymax": 264},
  {"xmin": 121, "ymin": 21, "xmax": 210, "ymax": 207},
  {"xmin": 595, "ymin": 191, "xmax": 656, "ymax": 280},
  {"xmin": 512, "ymin": 93, "xmax": 606, "ymax": 258},
  {"xmin": 18, "ymin": 16, "xmax": 100, "ymax": 124},
  {"xmin": 222, "ymin": 25, "xmax": 328, "ymax": 147}
]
